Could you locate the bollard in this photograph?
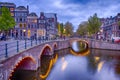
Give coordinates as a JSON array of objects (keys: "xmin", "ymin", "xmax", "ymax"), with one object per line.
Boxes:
[
  {"xmin": 25, "ymin": 39, "xmax": 27, "ymax": 49},
  {"xmin": 5, "ymin": 44, "xmax": 8, "ymax": 58},
  {"xmin": 17, "ymin": 41, "xmax": 19, "ymax": 52},
  {"xmin": 36, "ymin": 39, "xmax": 37, "ymax": 45}
]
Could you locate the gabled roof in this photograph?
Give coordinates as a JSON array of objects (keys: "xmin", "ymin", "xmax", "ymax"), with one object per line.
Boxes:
[
  {"xmin": 16, "ymin": 6, "xmax": 27, "ymax": 10},
  {"xmin": 28, "ymin": 12, "xmax": 38, "ymax": 17}
]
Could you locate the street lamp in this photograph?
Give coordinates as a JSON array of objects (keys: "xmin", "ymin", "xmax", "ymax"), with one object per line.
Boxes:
[
  {"xmin": 23, "ymin": 29, "xmax": 26, "ymax": 32},
  {"xmin": 23, "ymin": 29, "xmax": 26, "ymax": 39}
]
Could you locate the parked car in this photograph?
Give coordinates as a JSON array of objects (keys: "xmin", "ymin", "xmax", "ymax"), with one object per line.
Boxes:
[{"xmin": 111, "ymin": 37, "xmax": 120, "ymax": 43}]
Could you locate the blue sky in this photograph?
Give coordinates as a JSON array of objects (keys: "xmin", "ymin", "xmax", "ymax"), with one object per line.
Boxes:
[{"xmin": 1, "ymin": 0, "xmax": 120, "ymax": 31}]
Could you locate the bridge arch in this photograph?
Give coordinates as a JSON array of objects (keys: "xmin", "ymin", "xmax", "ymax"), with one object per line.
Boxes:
[
  {"xmin": 53, "ymin": 42, "xmax": 57, "ymax": 50},
  {"xmin": 39, "ymin": 44, "xmax": 52, "ymax": 56},
  {"xmin": 8, "ymin": 56, "xmax": 36, "ymax": 80},
  {"xmin": 70, "ymin": 39, "xmax": 89, "ymax": 48}
]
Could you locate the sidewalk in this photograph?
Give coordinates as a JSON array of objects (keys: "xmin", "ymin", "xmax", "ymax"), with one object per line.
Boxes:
[{"xmin": 0, "ymin": 38, "xmax": 18, "ymax": 45}]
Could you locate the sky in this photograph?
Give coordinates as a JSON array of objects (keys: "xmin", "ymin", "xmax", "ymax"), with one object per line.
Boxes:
[{"xmin": 1, "ymin": 0, "xmax": 120, "ymax": 31}]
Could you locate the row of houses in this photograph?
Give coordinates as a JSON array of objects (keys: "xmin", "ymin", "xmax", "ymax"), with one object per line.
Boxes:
[
  {"xmin": 100, "ymin": 13, "xmax": 120, "ymax": 40},
  {"xmin": 0, "ymin": 2, "xmax": 58, "ymax": 39}
]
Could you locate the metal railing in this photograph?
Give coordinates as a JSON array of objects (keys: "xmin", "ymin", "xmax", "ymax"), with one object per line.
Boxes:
[{"xmin": 0, "ymin": 39, "xmax": 55, "ymax": 59}]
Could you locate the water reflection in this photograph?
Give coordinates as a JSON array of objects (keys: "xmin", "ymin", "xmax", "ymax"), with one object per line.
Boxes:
[
  {"xmin": 70, "ymin": 41, "xmax": 89, "ymax": 56},
  {"xmin": 47, "ymin": 55, "xmax": 93, "ymax": 80},
  {"xmin": 11, "ymin": 41, "xmax": 120, "ymax": 80},
  {"xmin": 46, "ymin": 47, "xmax": 120, "ymax": 80},
  {"xmin": 40, "ymin": 54, "xmax": 58, "ymax": 80},
  {"xmin": 71, "ymin": 41, "xmax": 88, "ymax": 53}
]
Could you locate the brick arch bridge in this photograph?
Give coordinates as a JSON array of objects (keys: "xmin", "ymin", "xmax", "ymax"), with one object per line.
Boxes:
[{"xmin": 0, "ymin": 39, "xmax": 89, "ymax": 80}]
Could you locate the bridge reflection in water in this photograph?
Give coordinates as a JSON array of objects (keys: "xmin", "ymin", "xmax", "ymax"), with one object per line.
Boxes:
[{"xmin": 11, "ymin": 40, "xmax": 120, "ymax": 80}]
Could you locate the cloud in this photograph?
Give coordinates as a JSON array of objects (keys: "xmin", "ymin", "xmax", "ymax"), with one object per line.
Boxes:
[{"xmin": 1, "ymin": 0, "xmax": 120, "ymax": 31}]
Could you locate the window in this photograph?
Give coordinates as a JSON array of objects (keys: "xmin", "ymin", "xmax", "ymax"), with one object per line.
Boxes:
[
  {"xmin": 31, "ymin": 24, "xmax": 33, "ymax": 28},
  {"xmin": 35, "ymin": 24, "xmax": 36, "ymax": 28},
  {"xmin": 17, "ymin": 18, "xmax": 18, "ymax": 22},
  {"xmin": 28, "ymin": 24, "xmax": 30, "ymax": 28},
  {"xmin": 19, "ymin": 23, "xmax": 22, "ymax": 28},
  {"xmin": 24, "ymin": 19, "xmax": 26, "ymax": 22},
  {"xmin": 20, "ymin": 30, "xmax": 22, "ymax": 36},
  {"xmin": 20, "ymin": 18, "xmax": 22, "ymax": 22},
  {"xmin": 10, "ymin": 8, "xmax": 14, "ymax": 11},
  {"xmin": 34, "ymin": 19, "xmax": 37, "ymax": 23},
  {"xmin": 24, "ymin": 24, "xmax": 26, "ymax": 28},
  {"xmin": 11, "ymin": 13, "xmax": 14, "ymax": 16}
]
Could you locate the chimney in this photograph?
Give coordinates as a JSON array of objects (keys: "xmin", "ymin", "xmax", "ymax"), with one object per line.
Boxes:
[{"xmin": 27, "ymin": 5, "xmax": 29, "ymax": 10}]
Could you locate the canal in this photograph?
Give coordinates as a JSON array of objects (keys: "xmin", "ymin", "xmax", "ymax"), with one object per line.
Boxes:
[{"xmin": 11, "ymin": 41, "xmax": 120, "ymax": 80}]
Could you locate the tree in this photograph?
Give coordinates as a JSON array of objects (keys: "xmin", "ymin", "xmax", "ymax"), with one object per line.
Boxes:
[
  {"xmin": 77, "ymin": 21, "xmax": 88, "ymax": 36},
  {"xmin": 60, "ymin": 23, "xmax": 64, "ymax": 35},
  {"xmin": 87, "ymin": 13, "xmax": 101, "ymax": 36},
  {"xmin": 64, "ymin": 22, "xmax": 74, "ymax": 36},
  {"xmin": 0, "ymin": 7, "xmax": 15, "ymax": 32},
  {"xmin": 57, "ymin": 23, "xmax": 64, "ymax": 37},
  {"xmin": 118, "ymin": 21, "xmax": 120, "ymax": 30}
]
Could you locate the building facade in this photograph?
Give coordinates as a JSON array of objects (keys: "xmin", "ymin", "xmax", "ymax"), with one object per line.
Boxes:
[
  {"xmin": 38, "ymin": 12, "xmax": 46, "ymax": 39},
  {"xmin": 44, "ymin": 13, "xmax": 58, "ymax": 39},
  {"xmin": 38, "ymin": 12, "xmax": 58, "ymax": 39},
  {"xmin": 101, "ymin": 14, "xmax": 120, "ymax": 40},
  {"xmin": 14, "ymin": 6, "xmax": 29, "ymax": 39},
  {"xmin": 27, "ymin": 12, "xmax": 38, "ymax": 39},
  {"xmin": 0, "ymin": 2, "xmax": 58, "ymax": 40}
]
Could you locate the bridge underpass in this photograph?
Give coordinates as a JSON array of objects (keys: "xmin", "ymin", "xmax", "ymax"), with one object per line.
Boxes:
[{"xmin": 9, "ymin": 57, "xmax": 36, "ymax": 80}]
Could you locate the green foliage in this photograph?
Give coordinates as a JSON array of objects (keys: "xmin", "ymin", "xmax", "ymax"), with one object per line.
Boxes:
[
  {"xmin": 77, "ymin": 21, "xmax": 88, "ymax": 36},
  {"xmin": 0, "ymin": 7, "xmax": 15, "ymax": 31},
  {"xmin": 64, "ymin": 22, "xmax": 74, "ymax": 36},
  {"xmin": 118, "ymin": 21, "xmax": 120, "ymax": 26},
  {"xmin": 87, "ymin": 13, "xmax": 101, "ymax": 35},
  {"xmin": 60, "ymin": 23, "xmax": 64, "ymax": 34}
]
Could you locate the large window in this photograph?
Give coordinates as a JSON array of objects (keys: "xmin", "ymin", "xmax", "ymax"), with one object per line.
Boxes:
[
  {"xmin": 11, "ymin": 13, "xmax": 14, "ymax": 16},
  {"xmin": 10, "ymin": 8, "xmax": 14, "ymax": 11},
  {"xmin": 34, "ymin": 19, "xmax": 37, "ymax": 23},
  {"xmin": 19, "ymin": 23, "xmax": 22, "ymax": 28},
  {"xmin": 20, "ymin": 18, "xmax": 22, "ymax": 22}
]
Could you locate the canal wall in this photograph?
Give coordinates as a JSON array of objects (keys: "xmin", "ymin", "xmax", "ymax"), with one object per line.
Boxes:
[{"xmin": 86, "ymin": 39, "xmax": 120, "ymax": 51}]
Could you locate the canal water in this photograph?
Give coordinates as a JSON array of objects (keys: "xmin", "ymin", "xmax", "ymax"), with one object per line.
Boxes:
[{"xmin": 11, "ymin": 41, "xmax": 120, "ymax": 80}]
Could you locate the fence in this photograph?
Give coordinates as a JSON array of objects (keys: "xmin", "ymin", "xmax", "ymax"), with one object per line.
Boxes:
[{"xmin": 0, "ymin": 39, "xmax": 53, "ymax": 59}]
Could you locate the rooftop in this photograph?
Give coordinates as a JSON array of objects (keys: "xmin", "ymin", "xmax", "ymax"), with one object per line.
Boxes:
[
  {"xmin": 16, "ymin": 6, "xmax": 27, "ymax": 10},
  {"xmin": 0, "ymin": 2, "xmax": 15, "ymax": 6},
  {"xmin": 28, "ymin": 12, "xmax": 38, "ymax": 17}
]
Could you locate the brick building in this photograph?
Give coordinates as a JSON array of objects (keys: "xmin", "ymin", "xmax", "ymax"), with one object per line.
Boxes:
[
  {"xmin": 0, "ymin": 2, "xmax": 58, "ymax": 40},
  {"xmin": 101, "ymin": 14, "xmax": 120, "ymax": 40}
]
